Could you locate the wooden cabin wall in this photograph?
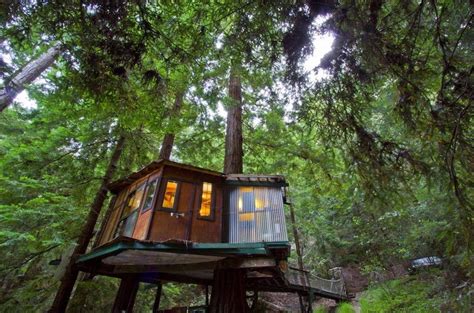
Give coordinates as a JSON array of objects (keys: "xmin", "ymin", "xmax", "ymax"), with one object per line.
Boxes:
[
  {"xmin": 98, "ymin": 186, "xmax": 129, "ymax": 246},
  {"xmin": 97, "ymin": 165, "xmax": 224, "ymax": 247},
  {"xmin": 148, "ymin": 181, "xmax": 195, "ymax": 241},
  {"xmin": 148, "ymin": 166, "xmax": 224, "ymax": 243},
  {"xmin": 98, "ymin": 167, "xmax": 162, "ymax": 245},
  {"xmin": 190, "ymin": 183, "xmax": 223, "ymax": 243},
  {"xmin": 132, "ymin": 169, "xmax": 162, "ymax": 240}
]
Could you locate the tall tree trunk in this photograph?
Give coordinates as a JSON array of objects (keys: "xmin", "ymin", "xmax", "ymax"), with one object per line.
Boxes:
[
  {"xmin": 210, "ymin": 65, "xmax": 246, "ymax": 313},
  {"xmin": 48, "ymin": 135, "xmax": 126, "ymax": 313},
  {"xmin": 223, "ymin": 65, "xmax": 243, "ymax": 174},
  {"xmin": 159, "ymin": 92, "xmax": 184, "ymax": 160},
  {"xmin": 0, "ymin": 43, "xmax": 62, "ymax": 112},
  {"xmin": 209, "ymin": 269, "xmax": 248, "ymax": 313}
]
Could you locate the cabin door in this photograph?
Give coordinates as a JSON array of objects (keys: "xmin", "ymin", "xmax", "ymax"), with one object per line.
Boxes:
[
  {"xmin": 149, "ymin": 181, "xmax": 197, "ymax": 242},
  {"xmin": 131, "ymin": 176, "xmax": 160, "ymax": 240}
]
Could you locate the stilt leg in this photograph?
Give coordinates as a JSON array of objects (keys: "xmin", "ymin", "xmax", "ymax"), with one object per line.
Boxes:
[
  {"xmin": 152, "ymin": 282, "xmax": 162, "ymax": 313},
  {"xmin": 298, "ymin": 293, "xmax": 305, "ymax": 313},
  {"xmin": 112, "ymin": 275, "xmax": 139, "ymax": 313},
  {"xmin": 307, "ymin": 291, "xmax": 313, "ymax": 313}
]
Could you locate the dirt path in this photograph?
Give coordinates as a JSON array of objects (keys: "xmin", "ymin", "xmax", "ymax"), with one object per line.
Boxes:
[{"xmin": 351, "ymin": 292, "xmax": 363, "ymax": 313}]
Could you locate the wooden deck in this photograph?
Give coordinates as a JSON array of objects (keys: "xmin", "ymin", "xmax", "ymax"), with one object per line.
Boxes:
[{"xmin": 77, "ymin": 238, "xmax": 348, "ymax": 301}]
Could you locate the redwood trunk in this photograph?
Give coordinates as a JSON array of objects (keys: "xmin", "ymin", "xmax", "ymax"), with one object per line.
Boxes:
[
  {"xmin": 159, "ymin": 92, "xmax": 184, "ymax": 160},
  {"xmin": 223, "ymin": 66, "xmax": 243, "ymax": 174},
  {"xmin": 0, "ymin": 43, "xmax": 62, "ymax": 112},
  {"xmin": 48, "ymin": 135, "xmax": 126, "ymax": 313},
  {"xmin": 210, "ymin": 65, "xmax": 246, "ymax": 312},
  {"xmin": 209, "ymin": 269, "xmax": 248, "ymax": 313}
]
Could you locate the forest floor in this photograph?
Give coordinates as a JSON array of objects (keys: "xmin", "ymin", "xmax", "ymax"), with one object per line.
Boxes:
[{"xmin": 312, "ymin": 269, "xmax": 472, "ymax": 313}]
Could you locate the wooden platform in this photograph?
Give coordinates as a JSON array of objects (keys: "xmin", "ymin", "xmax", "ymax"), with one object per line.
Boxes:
[
  {"xmin": 78, "ymin": 237, "xmax": 290, "ymax": 285},
  {"xmin": 77, "ymin": 238, "xmax": 348, "ymax": 301}
]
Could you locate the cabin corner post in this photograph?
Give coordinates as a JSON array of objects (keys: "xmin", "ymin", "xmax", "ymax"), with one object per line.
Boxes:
[{"xmin": 92, "ymin": 194, "xmax": 117, "ymax": 249}]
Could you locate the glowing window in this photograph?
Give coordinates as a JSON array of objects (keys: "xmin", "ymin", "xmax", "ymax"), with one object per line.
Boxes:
[
  {"xmin": 162, "ymin": 181, "xmax": 178, "ymax": 209},
  {"xmin": 122, "ymin": 184, "xmax": 145, "ymax": 217},
  {"xmin": 199, "ymin": 182, "xmax": 213, "ymax": 218},
  {"xmin": 114, "ymin": 184, "xmax": 145, "ymax": 238}
]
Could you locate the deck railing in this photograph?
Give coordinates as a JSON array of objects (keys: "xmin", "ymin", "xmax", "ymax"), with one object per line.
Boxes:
[{"xmin": 286, "ymin": 267, "xmax": 347, "ymax": 298}]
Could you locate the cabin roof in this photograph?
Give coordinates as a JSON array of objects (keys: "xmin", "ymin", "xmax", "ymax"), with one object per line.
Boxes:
[
  {"xmin": 108, "ymin": 159, "xmax": 224, "ymax": 193},
  {"xmin": 225, "ymin": 174, "xmax": 287, "ymax": 187},
  {"xmin": 108, "ymin": 160, "xmax": 288, "ymax": 193}
]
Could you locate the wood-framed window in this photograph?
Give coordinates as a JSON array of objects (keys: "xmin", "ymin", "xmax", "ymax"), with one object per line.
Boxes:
[
  {"xmin": 198, "ymin": 182, "xmax": 215, "ymax": 220},
  {"xmin": 141, "ymin": 179, "xmax": 158, "ymax": 212},
  {"xmin": 114, "ymin": 183, "xmax": 146, "ymax": 237},
  {"xmin": 159, "ymin": 179, "xmax": 180, "ymax": 211}
]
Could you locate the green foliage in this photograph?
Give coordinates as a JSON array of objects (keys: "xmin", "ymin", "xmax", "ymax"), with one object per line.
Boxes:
[
  {"xmin": 0, "ymin": 0, "xmax": 472, "ymax": 311},
  {"xmin": 335, "ymin": 303, "xmax": 356, "ymax": 313},
  {"xmin": 359, "ymin": 271, "xmax": 471, "ymax": 313}
]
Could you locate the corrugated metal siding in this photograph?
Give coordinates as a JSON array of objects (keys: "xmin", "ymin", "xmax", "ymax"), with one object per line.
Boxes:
[{"xmin": 227, "ymin": 186, "xmax": 288, "ymax": 243}]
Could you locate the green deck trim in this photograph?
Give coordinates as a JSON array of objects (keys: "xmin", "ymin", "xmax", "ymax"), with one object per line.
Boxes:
[{"xmin": 77, "ymin": 241, "xmax": 290, "ymax": 264}]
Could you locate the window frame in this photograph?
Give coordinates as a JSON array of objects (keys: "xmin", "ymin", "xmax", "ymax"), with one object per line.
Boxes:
[
  {"xmin": 197, "ymin": 182, "xmax": 216, "ymax": 221},
  {"xmin": 114, "ymin": 182, "xmax": 146, "ymax": 238},
  {"xmin": 141, "ymin": 178, "xmax": 159, "ymax": 213},
  {"xmin": 158, "ymin": 179, "xmax": 181, "ymax": 212}
]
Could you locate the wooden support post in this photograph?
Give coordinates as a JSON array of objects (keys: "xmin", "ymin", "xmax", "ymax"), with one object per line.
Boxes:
[
  {"xmin": 298, "ymin": 293, "xmax": 305, "ymax": 313},
  {"xmin": 209, "ymin": 268, "xmax": 248, "ymax": 313},
  {"xmin": 205, "ymin": 285, "xmax": 209, "ymax": 306},
  {"xmin": 152, "ymin": 282, "xmax": 162, "ymax": 313},
  {"xmin": 112, "ymin": 276, "xmax": 139, "ymax": 313},
  {"xmin": 307, "ymin": 291, "xmax": 313, "ymax": 313}
]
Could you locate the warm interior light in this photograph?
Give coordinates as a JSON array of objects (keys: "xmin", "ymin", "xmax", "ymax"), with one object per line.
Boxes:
[
  {"xmin": 122, "ymin": 185, "xmax": 145, "ymax": 217},
  {"xmin": 162, "ymin": 181, "xmax": 178, "ymax": 209},
  {"xmin": 255, "ymin": 198, "xmax": 264, "ymax": 210},
  {"xmin": 239, "ymin": 212, "xmax": 255, "ymax": 221},
  {"xmin": 199, "ymin": 182, "xmax": 212, "ymax": 217},
  {"xmin": 132, "ymin": 188, "xmax": 145, "ymax": 209}
]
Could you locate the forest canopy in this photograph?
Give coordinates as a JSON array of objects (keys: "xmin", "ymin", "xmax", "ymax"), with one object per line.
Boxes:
[{"xmin": 0, "ymin": 0, "xmax": 472, "ymax": 311}]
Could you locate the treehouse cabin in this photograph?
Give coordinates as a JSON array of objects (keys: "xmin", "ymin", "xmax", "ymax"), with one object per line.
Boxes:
[
  {"xmin": 95, "ymin": 160, "xmax": 289, "ymax": 247},
  {"xmin": 77, "ymin": 160, "xmax": 348, "ymax": 312}
]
